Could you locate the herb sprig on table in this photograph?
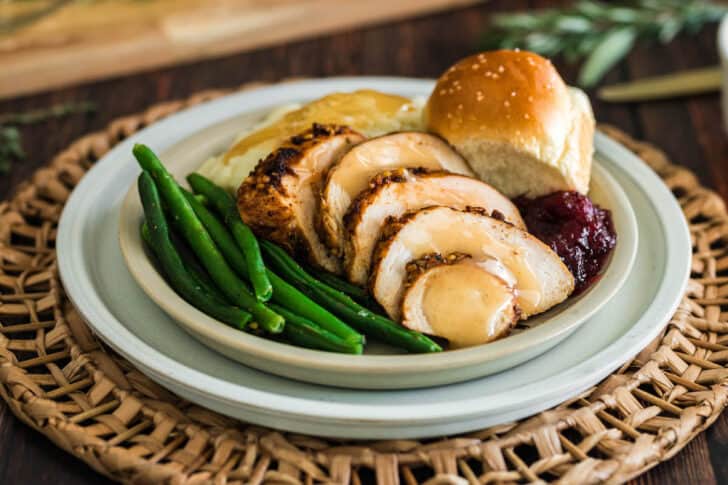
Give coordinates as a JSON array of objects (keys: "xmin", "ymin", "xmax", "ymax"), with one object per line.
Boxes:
[
  {"xmin": 481, "ymin": 0, "xmax": 727, "ymax": 88},
  {"xmin": 0, "ymin": 101, "xmax": 95, "ymax": 175},
  {"xmin": 0, "ymin": 127, "xmax": 25, "ymax": 175}
]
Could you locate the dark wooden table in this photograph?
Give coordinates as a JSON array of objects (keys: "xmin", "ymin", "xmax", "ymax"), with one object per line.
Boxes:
[{"xmin": 1, "ymin": 1, "xmax": 726, "ymax": 483}]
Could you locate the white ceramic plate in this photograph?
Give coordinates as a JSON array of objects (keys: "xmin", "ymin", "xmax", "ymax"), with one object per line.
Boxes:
[
  {"xmin": 58, "ymin": 78, "xmax": 691, "ymax": 438},
  {"xmin": 115, "ymin": 102, "xmax": 637, "ymax": 389}
]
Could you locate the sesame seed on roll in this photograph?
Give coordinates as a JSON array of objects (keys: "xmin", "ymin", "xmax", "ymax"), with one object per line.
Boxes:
[{"xmin": 425, "ymin": 50, "xmax": 595, "ymax": 198}]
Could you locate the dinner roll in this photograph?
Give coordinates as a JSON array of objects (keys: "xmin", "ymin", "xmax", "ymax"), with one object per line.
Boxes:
[{"xmin": 425, "ymin": 50, "xmax": 594, "ymax": 197}]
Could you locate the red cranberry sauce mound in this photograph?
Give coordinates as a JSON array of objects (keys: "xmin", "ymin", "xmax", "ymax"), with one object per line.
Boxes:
[{"xmin": 513, "ymin": 191, "xmax": 617, "ymax": 293}]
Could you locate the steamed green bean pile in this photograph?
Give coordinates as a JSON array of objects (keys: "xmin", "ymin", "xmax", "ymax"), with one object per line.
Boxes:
[{"xmin": 133, "ymin": 143, "xmax": 441, "ymax": 354}]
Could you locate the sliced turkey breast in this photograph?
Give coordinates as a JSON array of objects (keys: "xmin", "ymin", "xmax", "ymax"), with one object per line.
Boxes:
[
  {"xmin": 370, "ymin": 206, "xmax": 574, "ymax": 321},
  {"xmin": 319, "ymin": 132, "xmax": 473, "ymax": 255},
  {"xmin": 237, "ymin": 123, "xmax": 365, "ymax": 272},
  {"xmin": 343, "ymin": 168, "xmax": 526, "ymax": 285},
  {"xmin": 401, "ymin": 253, "xmax": 519, "ymax": 348}
]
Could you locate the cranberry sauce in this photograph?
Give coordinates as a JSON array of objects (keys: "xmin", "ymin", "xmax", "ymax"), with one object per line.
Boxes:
[{"xmin": 513, "ymin": 191, "xmax": 616, "ymax": 293}]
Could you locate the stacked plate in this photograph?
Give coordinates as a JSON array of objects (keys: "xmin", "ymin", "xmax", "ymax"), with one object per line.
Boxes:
[{"xmin": 57, "ymin": 78, "xmax": 691, "ymax": 439}]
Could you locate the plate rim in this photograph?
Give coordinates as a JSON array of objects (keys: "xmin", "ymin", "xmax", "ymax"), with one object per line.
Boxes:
[{"xmin": 57, "ymin": 77, "xmax": 691, "ymax": 424}]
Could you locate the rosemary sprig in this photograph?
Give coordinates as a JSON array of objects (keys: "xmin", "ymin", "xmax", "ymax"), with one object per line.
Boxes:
[
  {"xmin": 0, "ymin": 101, "xmax": 95, "ymax": 126},
  {"xmin": 0, "ymin": 127, "xmax": 25, "ymax": 175},
  {"xmin": 0, "ymin": 101, "xmax": 95, "ymax": 174},
  {"xmin": 481, "ymin": 0, "xmax": 727, "ymax": 87}
]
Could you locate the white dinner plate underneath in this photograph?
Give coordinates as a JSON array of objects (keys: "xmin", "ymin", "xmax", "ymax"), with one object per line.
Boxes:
[{"xmin": 58, "ymin": 78, "xmax": 690, "ymax": 439}]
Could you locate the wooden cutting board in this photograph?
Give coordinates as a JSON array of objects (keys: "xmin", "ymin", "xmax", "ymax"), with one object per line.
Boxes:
[{"xmin": 0, "ymin": 0, "xmax": 480, "ymax": 100}]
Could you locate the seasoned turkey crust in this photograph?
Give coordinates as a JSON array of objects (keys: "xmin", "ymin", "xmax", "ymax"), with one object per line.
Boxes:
[
  {"xmin": 237, "ymin": 123, "xmax": 365, "ymax": 272},
  {"xmin": 342, "ymin": 168, "xmax": 526, "ymax": 285},
  {"xmin": 400, "ymin": 252, "xmax": 520, "ymax": 348},
  {"xmin": 367, "ymin": 206, "xmax": 495, "ymax": 287},
  {"xmin": 319, "ymin": 132, "xmax": 473, "ymax": 256},
  {"xmin": 369, "ymin": 206, "xmax": 574, "ymax": 321}
]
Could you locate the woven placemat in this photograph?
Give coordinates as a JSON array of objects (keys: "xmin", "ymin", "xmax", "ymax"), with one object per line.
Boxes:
[{"xmin": 1, "ymin": 83, "xmax": 727, "ymax": 485}]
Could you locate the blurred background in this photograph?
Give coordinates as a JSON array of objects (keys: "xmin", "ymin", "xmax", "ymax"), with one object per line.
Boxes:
[
  {"xmin": 0, "ymin": 0, "xmax": 480, "ymax": 99},
  {"xmin": 1, "ymin": 0, "xmax": 725, "ymax": 96},
  {"xmin": 0, "ymin": 0, "xmax": 726, "ymax": 198},
  {"xmin": 1, "ymin": 0, "xmax": 725, "ymax": 217},
  {"xmin": 0, "ymin": 0, "xmax": 725, "ymax": 205}
]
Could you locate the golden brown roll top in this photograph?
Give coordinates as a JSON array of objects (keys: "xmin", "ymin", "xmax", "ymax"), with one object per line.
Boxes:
[{"xmin": 425, "ymin": 49, "xmax": 594, "ymax": 197}]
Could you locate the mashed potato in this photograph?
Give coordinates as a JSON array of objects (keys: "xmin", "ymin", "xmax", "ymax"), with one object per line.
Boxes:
[
  {"xmin": 197, "ymin": 104, "xmax": 301, "ymax": 193},
  {"xmin": 197, "ymin": 90, "xmax": 425, "ymax": 193}
]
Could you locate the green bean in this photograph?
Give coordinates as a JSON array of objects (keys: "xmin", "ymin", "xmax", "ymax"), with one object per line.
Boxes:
[
  {"xmin": 307, "ymin": 265, "xmax": 380, "ymax": 310},
  {"xmin": 169, "ymin": 229, "xmax": 217, "ymax": 291},
  {"xmin": 270, "ymin": 304, "xmax": 363, "ymax": 354},
  {"xmin": 143, "ymin": 204, "xmax": 361, "ymax": 353},
  {"xmin": 186, "ymin": 173, "xmax": 272, "ymax": 302},
  {"xmin": 133, "ymin": 144, "xmax": 283, "ymax": 333},
  {"xmin": 181, "ymin": 188, "xmax": 249, "ymax": 279},
  {"xmin": 151, "ymin": 229, "xmax": 362, "ymax": 353},
  {"xmin": 261, "ymin": 241, "xmax": 442, "ymax": 353},
  {"xmin": 180, "ymin": 186, "xmax": 363, "ymax": 345},
  {"xmin": 137, "ymin": 173, "xmax": 252, "ymax": 330},
  {"xmin": 268, "ymin": 271, "xmax": 363, "ymax": 345},
  {"xmin": 142, "ymin": 222, "xmax": 221, "ymax": 298}
]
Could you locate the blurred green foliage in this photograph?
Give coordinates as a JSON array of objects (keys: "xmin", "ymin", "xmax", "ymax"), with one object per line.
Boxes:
[
  {"xmin": 481, "ymin": 0, "xmax": 727, "ymax": 87},
  {"xmin": 0, "ymin": 102, "xmax": 95, "ymax": 175}
]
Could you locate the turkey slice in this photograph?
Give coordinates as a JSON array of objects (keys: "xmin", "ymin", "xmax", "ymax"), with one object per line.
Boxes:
[
  {"xmin": 319, "ymin": 132, "xmax": 473, "ymax": 255},
  {"xmin": 401, "ymin": 253, "xmax": 519, "ymax": 348},
  {"xmin": 237, "ymin": 123, "xmax": 365, "ymax": 273},
  {"xmin": 343, "ymin": 168, "xmax": 525, "ymax": 285},
  {"xmin": 370, "ymin": 206, "xmax": 574, "ymax": 321}
]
